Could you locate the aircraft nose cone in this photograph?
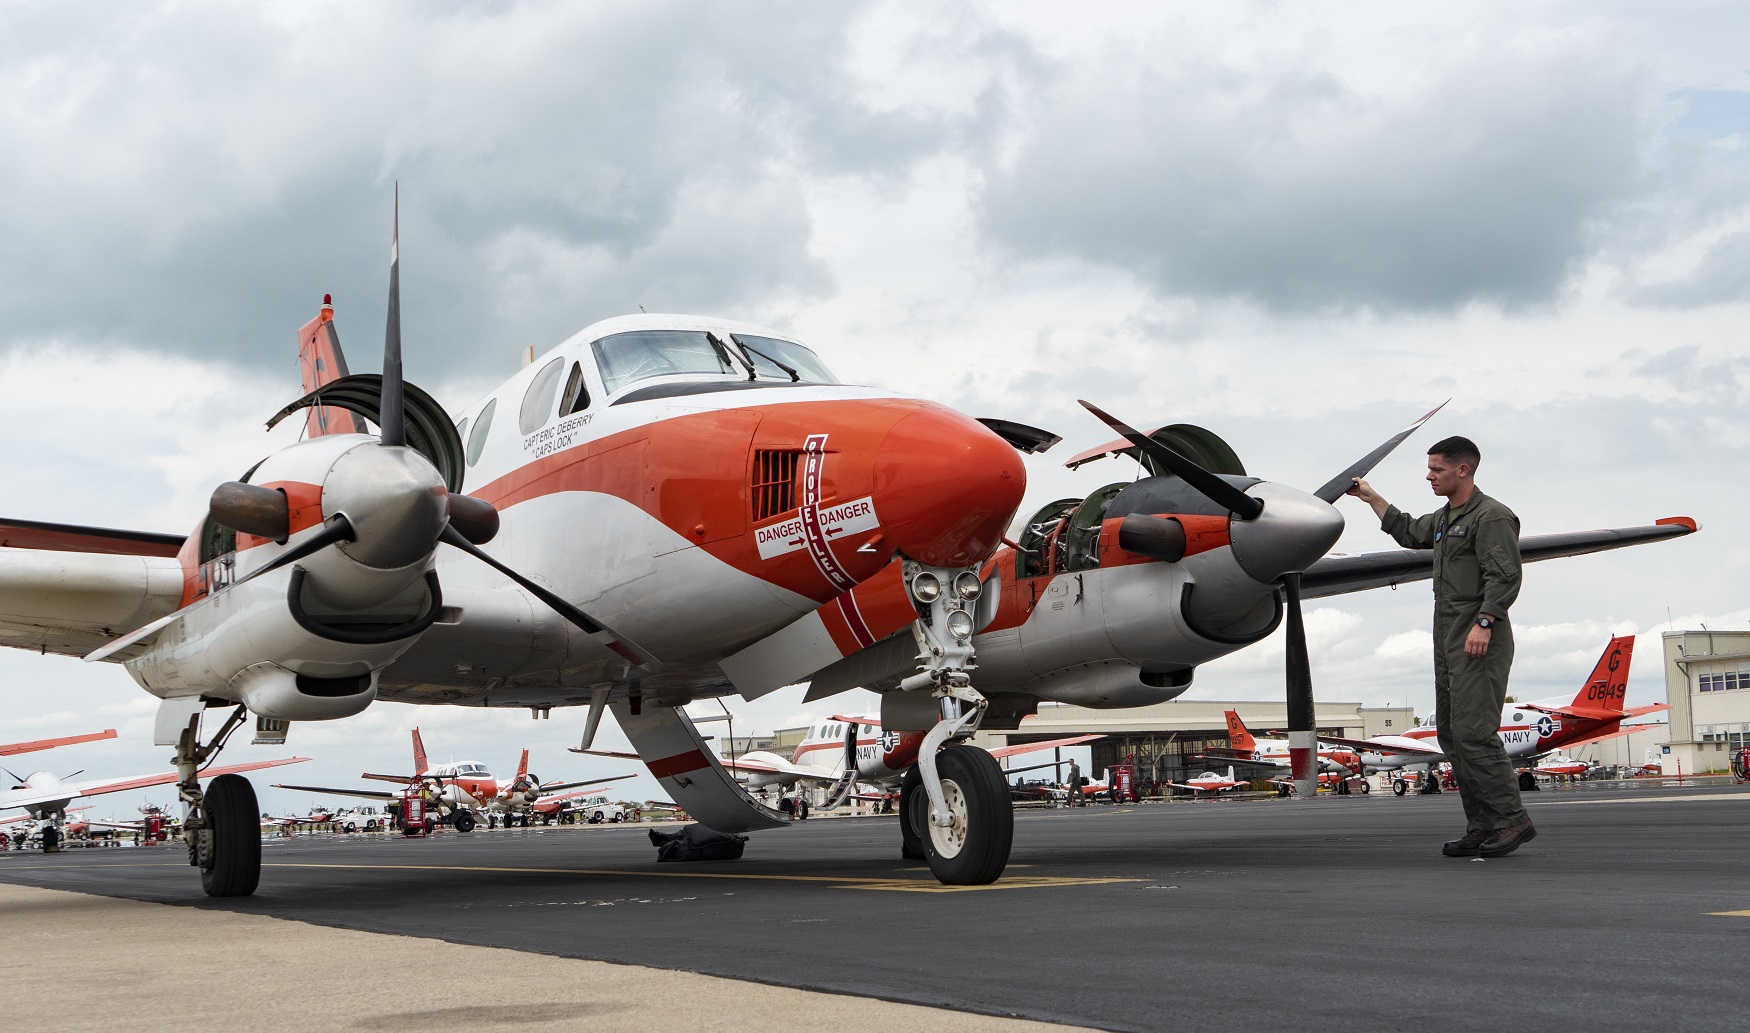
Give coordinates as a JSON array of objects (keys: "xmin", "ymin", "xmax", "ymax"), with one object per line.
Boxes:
[
  {"xmin": 324, "ymin": 443, "xmax": 449, "ymax": 569},
  {"xmin": 873, "ymin": 405, "xmax": 1026, "ymax": 568},
  {"xmin": 1227, "ymin": 481, "xmax": 1345, "ymax": 584}
]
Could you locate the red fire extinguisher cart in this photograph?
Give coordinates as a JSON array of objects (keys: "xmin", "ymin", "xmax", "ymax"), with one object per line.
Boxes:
[{"xmin": 400, "ymin": 787, "xmax": 430, "ymax": 838}]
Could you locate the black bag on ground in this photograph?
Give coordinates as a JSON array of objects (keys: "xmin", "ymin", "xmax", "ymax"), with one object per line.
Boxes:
[{"xmin": 648, "ymin": 824, "xmax": 748, "ymax": 862}]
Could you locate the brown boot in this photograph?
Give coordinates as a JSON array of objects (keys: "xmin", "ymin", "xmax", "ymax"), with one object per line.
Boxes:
[
  {"xmin": 1479, "ymin": 820, "xmax": 1537, "ymax": 857},
  {"xmin": 1442, "ymin": 829, "xmax": 1489, "ymax": 857}
]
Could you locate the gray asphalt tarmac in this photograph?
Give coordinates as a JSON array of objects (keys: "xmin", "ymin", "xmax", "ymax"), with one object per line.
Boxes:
[{"xmin": 3, "ymin": 781, "xmax": 1746, "ymax": 1033}]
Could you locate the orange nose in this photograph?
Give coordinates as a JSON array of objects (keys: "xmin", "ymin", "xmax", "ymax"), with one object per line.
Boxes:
[{"xmin": 873, "ymin": 405, "xmax": 1026, "ymax": 568}]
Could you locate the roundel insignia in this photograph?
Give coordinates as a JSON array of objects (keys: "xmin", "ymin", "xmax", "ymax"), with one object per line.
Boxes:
[
  {"xmin": 879, "ymin": 730, "xmax": 899, "ymax": 755},
  {"xmin": 1536, "ymin": 715, "xmax": 1555, "ymax": 738}
]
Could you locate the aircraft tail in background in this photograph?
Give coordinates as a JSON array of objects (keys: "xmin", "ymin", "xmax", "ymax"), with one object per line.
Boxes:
[
  {"xmin": 412, "ymin": 727, "xmax": 430, "ymax": 776},
  {"xmin": 1224, "ymin": 710, "xmax": 1257, "ymax": 752},
  {"xmin": 1572, "ymin": 636, "xmax": 1635, "ymax": 716}
]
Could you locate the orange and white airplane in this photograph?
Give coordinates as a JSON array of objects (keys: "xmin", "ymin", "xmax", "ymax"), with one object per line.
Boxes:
[
  {"xmin": 1531, "ymin": 753, "xmax": 1593, "ymax": 779},
  {"xmin": 1316, "ymin": 636, "xmax": 1664, "ymax": 779},
  {"xmin": 1169, "ymin": 766, "xmax": 1249, "ymax": 795},
  {"xmin": 1199, "ymin": 711, "xmax": 1361, "ymax": 776},
  {"xmin": 1, "ymin": 729, "xmax": 117, "ymax": 757},
  {"xmin": 0, "ymin": 199, "xmax": 1698, "ymax": 894},
  {"xmin": 276, "ymin": 727, "xmax": 632, "ymax": 831}
]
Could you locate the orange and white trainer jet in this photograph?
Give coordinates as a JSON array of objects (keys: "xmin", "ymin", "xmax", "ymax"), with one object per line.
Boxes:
[
  {"xmin": 0, "ymin": 199, "xmax": 1698, "ymax": 894},
  {"xmin": 1197, "ymin": 710, "xmax": 1361, "ymax": 777}
]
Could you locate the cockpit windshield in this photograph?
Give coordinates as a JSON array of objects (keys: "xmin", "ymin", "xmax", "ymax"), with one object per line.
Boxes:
[
  {"xmin": 732, "ymin": 334, "xmax": 839, "ymax": 385},
  {"xmin": 592, "ymin": 330, "xmax": 739, "ymax": 395}
]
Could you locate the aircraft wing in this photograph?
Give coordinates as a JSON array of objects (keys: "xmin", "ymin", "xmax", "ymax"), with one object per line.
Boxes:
[
  {"xmin": 1301, "ymin": 518, "xmax": 1698, "ymax": 600},
  {"xmin": 1317, "ymin": 734, "xmax": 1441, "ymax": 756},
  {"xmin": 360, "ymin": 772, "xmax": 420, "ymax": 784},
  {"xmin": 0, "ymin": 729, "xmax": 118, "ymax": 757},
  {"xmin": 536, "ymin": 773, "xmax": 636, "ymax": 793},
  {"xmin": 272, "ymin": 783, "xmax": 399, "ymax": 802},
  {"xmin": 1195, "ymin": 753, "xmax": 1286, "ymax": 770},
  {"xmin": 2, "ymin": 757, "xmax": 309, "ymax": 812},
  {"xmin": 988, "ymin": 734, "xmax": 1104, "ymax": 759},
  {"xmin": 1550, "ymin": 723, "xmax": 1668, "ymax": 750},
  {"xmin": 567, "ymin": 748, "xmax": 642, "ymax": 760},
  {"xmin": 720, "ymin": 756, "xmax": 842, "ymax": 784},
  {"xmin": 1518, "ymin": 702, "xmax": 1671, "ymax": 722}
]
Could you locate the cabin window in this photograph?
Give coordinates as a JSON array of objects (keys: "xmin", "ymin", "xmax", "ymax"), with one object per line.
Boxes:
[
  {"xmin": 467, "ymin": 399, "xmax": 497, "ymax": 466},
  {"xmin": 560, "ymin": 361, "xmax": 590, "ymax": 415},
  {"xmin": 519, "ymin": 358, "xmax": 566, "ymax": 435},
  {"xmin": 731, "ymin": 335, "xmax": 840, "ymax": 385},
  {"xmin": 592, "ymin": 330, "xmax": 738, "ymax": 395},
  {"xmin": 455, "ymin": 418, "xmax": 469, "ymax": 448}
]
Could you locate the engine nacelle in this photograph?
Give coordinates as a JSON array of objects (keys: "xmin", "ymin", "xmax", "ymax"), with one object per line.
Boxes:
[{"xmin": 232, "ymin": 662, "xmax": 378, "ymax": 721}]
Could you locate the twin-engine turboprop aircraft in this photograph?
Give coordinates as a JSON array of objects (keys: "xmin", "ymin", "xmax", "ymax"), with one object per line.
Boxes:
[
  {"xmin": 0, "ymin": 200, "xmax": 1700, "ymax": 896},
  {"xmin": 275, "ymin": 726, "xmax": 633, "ymax": 830}
]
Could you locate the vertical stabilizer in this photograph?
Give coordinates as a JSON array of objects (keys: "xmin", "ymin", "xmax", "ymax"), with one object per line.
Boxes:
[
  {"xmin": 296, "ymin": 294, "xmax": 367, "ymax": 437},
  {"xmin": 515, "ymin": 748, "xmax": 530, "ymax": 782},
  {"xmin": 1224, "ymin": 710, "xmax": 1257, "ymax": 752},
  {"xmin": 411, "ymin": 727, "xmax": 430, "ymax": 776},
  {"xmin": 1573, "ymin": 636, "xmax": 1635, "ymax": 714}
]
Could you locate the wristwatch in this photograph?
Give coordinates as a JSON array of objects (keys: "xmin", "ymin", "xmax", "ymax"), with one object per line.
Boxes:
[{"xmin": 1475, "ymin": 616, "xmax": 1494, "ymax": 630}]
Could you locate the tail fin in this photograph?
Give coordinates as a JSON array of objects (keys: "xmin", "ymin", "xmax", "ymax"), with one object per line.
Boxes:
[
  {"xmin": 1224, "ymin": 710, "xmax": 1257, "ymax": 752},
  {"xmin": 411, "ymin": 727, "xmax": 429, "ymax": 776},
  {"xmin": 1574, "ymin": 636, "xmax": 1635, "ymax": 714},
  {"xmin": 515, "ymin": 748, "xmax": 530, "ymax": 782},
  {"xmin": 296, "ymin": 294, "xmax": 367, "ymax": 437}
]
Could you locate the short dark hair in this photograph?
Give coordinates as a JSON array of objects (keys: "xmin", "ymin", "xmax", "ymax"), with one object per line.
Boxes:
[{"xmin": 1427, "ymin": 435, "xmax": 1480, "ymax": 470}]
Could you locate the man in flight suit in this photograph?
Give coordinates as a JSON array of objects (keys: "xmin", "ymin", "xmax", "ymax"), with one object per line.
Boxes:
[{"xmin": 1348, "ymin": 436, "xmax": 1536, "ymax": 857}]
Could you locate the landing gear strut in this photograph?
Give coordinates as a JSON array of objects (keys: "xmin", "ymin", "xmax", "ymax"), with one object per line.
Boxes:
[
  {"xmin": 170, "ymin": 705, "xmax": 258, "ymax": 898},
  {"xmin": 900, "ymin": 560, "xmax": 1012, "ymax": 886}
]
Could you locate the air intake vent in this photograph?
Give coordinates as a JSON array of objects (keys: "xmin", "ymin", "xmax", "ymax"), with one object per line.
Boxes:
[{"xmin": 752, "ymin": 450, "xmax": 801, "ymax": 520}]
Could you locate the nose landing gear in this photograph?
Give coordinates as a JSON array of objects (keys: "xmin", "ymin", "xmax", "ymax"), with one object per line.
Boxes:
[{"xmin": 900, "ymin": 560, "xmax": 1013, "ymax": 886}]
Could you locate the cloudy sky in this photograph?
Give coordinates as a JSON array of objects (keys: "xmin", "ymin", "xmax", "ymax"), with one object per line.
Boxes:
[{"xmin": 3, "ymin": 2, "xmax": 1746, "ymax": 819}]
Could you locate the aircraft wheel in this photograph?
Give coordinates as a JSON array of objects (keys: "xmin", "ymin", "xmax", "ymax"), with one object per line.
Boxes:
[
  {"xmin": 898, "ymin": 767, "xmax": 925, "ymax": 860},
  {"xmin": 1359, "ymin": 780, "xmax": 1371, "ymax": 794},
  {"xmin": 1391, "ymin": 779, "xmax": 1407, "ymax": 797},
  {"xmin": 454, "ymin": 812, "xmax": 476, "ymax": 833},
  {"xmin": 912, "ymin": 745, "xmax": 1012, "ymax": 886},
  {"xmin": 200, "ymin": 774, "xmax": 261, "ymax": 898},
  {"xmin": 1518, "ymin": 771, "xmax": 1537, "ymax": 792}
]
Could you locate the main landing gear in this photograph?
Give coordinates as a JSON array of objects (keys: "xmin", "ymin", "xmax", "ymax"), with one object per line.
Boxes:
[
  {"xmin": 170, "ymin": 705, "xmax": 259, "ymax": 898},
  {"xmin": 897, "ymin": 561, "xmax": 1013, "ymax": 886}
]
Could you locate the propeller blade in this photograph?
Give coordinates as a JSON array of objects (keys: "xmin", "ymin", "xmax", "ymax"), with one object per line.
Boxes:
[
  {"xmin": 232, "ymin": 515, "xmax": 356, "ymax": 588},
  {"xmin": 1077, "ymin": 400, "xmax": 1264, "ymax": 520},
  {"xmin": 438, "ymin": 525, "xmax": 658, "ymax": 670},
  {"xmin": 380, "ymin": 184, "xmax": 406, "ymax": 448},
  {"xmin": 1310, "ymin": 401, "xmax": 1449, "ymax": 504},
  {"xmin": 1281, "ymin": 572, "xmax": 1318, "ymax": 796}
]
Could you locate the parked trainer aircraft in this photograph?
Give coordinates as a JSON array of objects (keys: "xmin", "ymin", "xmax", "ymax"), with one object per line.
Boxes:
[
  {"xmin": 275, "ymin": 726, "xmax": 632, "ymax": 831},
  {"xmin": 1169, "ymin": 766, "xmax": 1249, "ymax": 795},
  {"xmin": 1316, "ymin": 636, "xmax": 1662, "ymax": 790},
  {"xmin": 1198, "ymin": 710, "xmax": 1361, "ymax": 776},
  {"xmin": 0, "ymin": 198, "xmax": 1698, "ymax": 895},
  {"xmin": 2, "ymin": 757, "xmax": 306, "ymax": 842}
]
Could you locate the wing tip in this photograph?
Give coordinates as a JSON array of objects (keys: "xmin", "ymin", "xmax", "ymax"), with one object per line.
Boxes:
[{"xmin": 1655, "ymin": 516, "xmax": 1699, "ymax": 533}]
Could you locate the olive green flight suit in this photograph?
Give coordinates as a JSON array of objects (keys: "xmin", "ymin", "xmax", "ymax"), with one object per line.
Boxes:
[{"xmin": 1381, "ymin": 490, "xmax": 1528, "ymax": 833}]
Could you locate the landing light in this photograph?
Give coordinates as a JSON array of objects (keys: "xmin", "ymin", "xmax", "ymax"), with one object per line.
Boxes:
[
  {"xmin": 953, "ymin": 571, "xmax": 982, "ymax": 600},
  {"xmin": 910, "ymin": 572, "xmax": 943, "ymax": 603},
  {"xmin": 946, "ymin": 608, "xmax": 974, "ymax": 642}
]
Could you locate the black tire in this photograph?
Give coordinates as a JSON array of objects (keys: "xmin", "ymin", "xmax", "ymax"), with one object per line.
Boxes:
[
  {"xmin": 454, "ymin": 812, "xmax": 476, "ymax": 833},
  {"xmin": 589, "ymin": 811, "xmax": 604, "ymax": 824},
  {"xmin": 1519, "ymin": 771, "xmax": 1537, "ymax": 792},
  {"xmin": 200, "ymin": 774, "xmax": 261, "ymax": 898},
  {"xmin": 911, "ymin": 745, "xmax": 1013, "ymax": 886},
  {"xmin": 899, "ymin": 767, "xmax": 925, "ymax": 860},
  {"xmin": 1391, "ymin": 779, "xmax": 1407, "ymax": 797},
  {"xmin": 1359, "ymin": 780, "xmax": 1371, "ymax": 794}
]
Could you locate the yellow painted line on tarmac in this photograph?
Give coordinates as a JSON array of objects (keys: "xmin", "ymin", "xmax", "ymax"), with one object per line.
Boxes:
[
  {"xmin": 265, "ymin": 862, "xmax": 1136, "ymax": 893},
  {"xmin": 1529, "ymin": 792, "xmax": 1750, "ymax": 807},
  {"xmin": 1705, "ymin": 909, "xmax": 1750, "ymax": 918}
]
